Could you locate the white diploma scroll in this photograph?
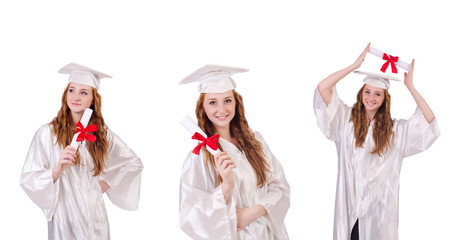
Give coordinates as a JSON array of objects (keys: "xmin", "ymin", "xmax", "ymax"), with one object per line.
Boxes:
[
  {"xmin": 368, "ymin": 46, "xmax": 411, "ymax": 71},
  {"xmin": 70, "ymin": 108, "xmax": 93, "ymax": 149},
  {"xmin": 180, "ymin": 115, "xmax": 221, "ymax": 156}
]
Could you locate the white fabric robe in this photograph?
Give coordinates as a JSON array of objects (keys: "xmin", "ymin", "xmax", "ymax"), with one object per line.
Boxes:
[
  {"xmin": 20, "ymin": 124, "xmax": 143, "ymax": 240},
  {"xmin": 179, "ymin": 131, "xmax": 290, "ymax": 240},
  {"xmin": 313, "ymin": 88, "xmax": 440, "ymax": 240}
]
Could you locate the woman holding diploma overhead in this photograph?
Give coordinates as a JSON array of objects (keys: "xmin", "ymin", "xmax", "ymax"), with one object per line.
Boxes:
[
  {"xmin": 179, "ymin": 65, "xmax": 290, "ymax": 240},
  {"xmin": 314, "ymin": 44, "xmax": 440, "ymax": 240},
  {"xmin": 20, "ymin": 63, "xmax": 143, "ymax": 240}
]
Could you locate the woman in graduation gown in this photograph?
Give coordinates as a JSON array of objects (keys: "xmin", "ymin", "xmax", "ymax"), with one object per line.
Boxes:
[
  {"xmin": 314, "ymin": 44, "xmax": 440, "ymax": 240},
  {"xmin": 20, "ymin": 63, "xmax": 143, "ymax": 240},
  {"xmin": 179, "ymin": 65, "xmax": 290, "ymax": 240}
]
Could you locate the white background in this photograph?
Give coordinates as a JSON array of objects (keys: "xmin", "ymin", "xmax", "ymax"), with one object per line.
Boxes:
[{"xmin": 1, "ymin": 0, "xmax": 451, "ymax": 239}]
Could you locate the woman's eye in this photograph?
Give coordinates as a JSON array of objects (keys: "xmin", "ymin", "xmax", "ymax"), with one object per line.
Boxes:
[
  {"xmin": 376, "ymin": 93, "xmax": 381, "ymax": 97},
  {"xmin": 69, "ymin": 89, "xmax": 74, "ymax": 93},
  {"xmin": 209, "ymin": 101, "xmax": 216, "ymax": 105},
  {"xmin": 364, "ymin": 91, "xmax": 370, "ymax": 94},
  {"xmin": 225, "ymin": 99, "xmax": 232, "ymax": 103},
  {"xmin": 82, "ymin": 92, "xmax": 88, "ymax": 95}
]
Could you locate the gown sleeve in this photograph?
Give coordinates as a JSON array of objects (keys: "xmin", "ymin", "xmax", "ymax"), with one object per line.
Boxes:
[
  {"xmin": 179, "ymin": 152, "xmax": 237, "ymax": 240},
  {"xmin": 99, "ymin": 130, "xmax": 143, "ymax": 211},
  {"xmin": 20, "ymin": 124, "xmax": 59, "ymax": 221},
  {"xmin": 394, "ymin": 107, "xmax": 440, "ymax": 158},
  {"xmin": 313, "ymin": 86, "xmax": 351, "ymax": 142},
  {"xmin": 255, "ymin": 132, "xmax": 290, "ymax": 239}
]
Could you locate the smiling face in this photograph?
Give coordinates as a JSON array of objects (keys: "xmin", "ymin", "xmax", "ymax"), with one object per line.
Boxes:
[
  {"xmin": 362, "ymin": 84, "xmax": 385, "ymax": 115},
  {"xmin": 202, "ymin": 90, "xmax": 236, "ymax": 132},
  {"xmin": 66, "ymin": 82, "xmax": 94, "ymax": 117}
]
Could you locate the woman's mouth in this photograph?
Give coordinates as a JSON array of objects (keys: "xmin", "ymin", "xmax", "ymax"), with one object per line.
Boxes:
[
  {"xmin": 366, "ymin": 101, "xmax": 376, "ymax": 106},
  {"xmin": 216, "ymin": 115, "xmax": 228, "ymax": 120}
]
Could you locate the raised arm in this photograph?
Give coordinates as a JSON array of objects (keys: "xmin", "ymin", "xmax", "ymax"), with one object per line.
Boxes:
[
  {"xmin": 317, "ymin": 43, "xmax": 370, "ymax": 105},
  {"xmin": 404, "ymin": 59, "xmax": 435, "ymax": 123}
]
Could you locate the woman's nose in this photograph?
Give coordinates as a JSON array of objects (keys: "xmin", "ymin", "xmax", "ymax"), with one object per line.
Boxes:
[{"xmin": 218, "ymin": 103, "xmax": 225, "ymax": 113}]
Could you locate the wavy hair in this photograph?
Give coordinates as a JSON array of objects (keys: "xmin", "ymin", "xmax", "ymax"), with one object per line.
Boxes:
[
  {"xmin": 50, "ymin": 83, "xmax": 109, "ymax": 176},
  {"xmin": 195, "ymin": 90, "xmax": 270, "ymax": 187},
  {"xmin": 350, "ymin": 85, "xmax": 394, "ymax": 156}
]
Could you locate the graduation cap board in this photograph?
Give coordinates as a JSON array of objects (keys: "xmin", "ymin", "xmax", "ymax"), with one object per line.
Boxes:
[
  {"xmin": 58, "ymin": 63, "xmax": 112, "ymax": 89},
  {"xmin": 179, "ymin": 65, "xmax": 249, "ymax": 93},
  {"xmin": 354, "ymin": 70, "xmax": 401, "ymax": 89}
]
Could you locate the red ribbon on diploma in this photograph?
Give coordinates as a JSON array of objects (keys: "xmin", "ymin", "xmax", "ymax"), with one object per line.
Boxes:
[
  {"xmin": 381, "ymin": 53, "xmax": 399, "ymax": 73},
  {"xmin": 75, "ymin": 121, "xmax": 97, "ymax": 142},
  {"xmin": 191, "ymin": 132, "xmax": 220, "ymax": 155}
]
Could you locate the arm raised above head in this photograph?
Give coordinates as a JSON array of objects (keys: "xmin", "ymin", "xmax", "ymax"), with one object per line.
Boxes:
[
  {"xmin": 318, "ymin": 43, "xmax": 370, "ymax": 105},
  {"xmin": 403, "ymin": 59, "xmax": 435, "ymax": 123}
]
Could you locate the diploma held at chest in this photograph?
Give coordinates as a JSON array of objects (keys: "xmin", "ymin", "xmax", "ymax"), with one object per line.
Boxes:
[
  {"xmin": 180, "ymin": 115, "xmax": 221, "ymax": 156},
  {"xmin": 70, "ymin": 108, "xmax": 93, "ymax": 149}
]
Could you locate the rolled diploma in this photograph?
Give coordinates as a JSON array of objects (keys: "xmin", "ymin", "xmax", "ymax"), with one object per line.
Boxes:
[
  {"xmin": 70, "ymin": 108, "xmax": 93, "ymax": 149},
  {"xmin": 180, "ymin": 115, "xmax": 221, "ymax": 156},
  {"xmin": 368, "ymin": 46, "xmax": 411, "ymax": 71}
]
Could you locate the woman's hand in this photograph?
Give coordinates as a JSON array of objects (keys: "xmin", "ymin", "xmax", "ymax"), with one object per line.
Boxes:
[
  {"xmin": 351, "ymin": 42, "xmax": 370, "ymax": 70},
  {"xmin": 52, "ymin": 146, "xmax": 77, "ymax": 182},
  {"xmin": 214, "ymin": 152, "xmax": 236, "ymax": 202},
  {"xmin": 99, "ymin": 180, "xmax": 110, "ymax": 193},
  {"xmin": 236, "ymin": 205, "xmax": 267, "ymax": 231},
  {"xmin": 404, "ymin": 59, "xmax": 415, "ymax": 89}
]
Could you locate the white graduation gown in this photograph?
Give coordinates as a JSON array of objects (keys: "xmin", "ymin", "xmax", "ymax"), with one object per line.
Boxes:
[
  {"xmin": 313, "ymin": 88, "xmax": 440, "ymax": 240},
  {"xmin": 179, "ymin": 131, "xmax": 290, "ymax": 240},
  {"xmin": 20, "ymin": 124, "xmax": 143, "ymax": 240}
]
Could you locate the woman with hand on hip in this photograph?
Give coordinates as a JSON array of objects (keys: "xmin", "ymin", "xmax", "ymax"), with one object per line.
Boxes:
[
  {"xmin": 20, "ymin": 63, "xmax": 143, "ymax": 240},
  {"xmin": 179, "ymin": 65, "xmax": 290, "ymax": 240},
  {"xmin": 314, "ymin": 44, "xmax": 440, "ymax": 240}
]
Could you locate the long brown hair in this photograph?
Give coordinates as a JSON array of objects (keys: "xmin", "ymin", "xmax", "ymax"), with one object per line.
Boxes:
[
  {"xmin": 50, "ymin": 83, "xmax": 109, "ymax": 176},
  {"xmin": 350, "ymin": 85, "xmax": 394, "ymax": 156},
  {"xmin": 195, "ymin": 90, "xmax": 270, "ymax": 187}
]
